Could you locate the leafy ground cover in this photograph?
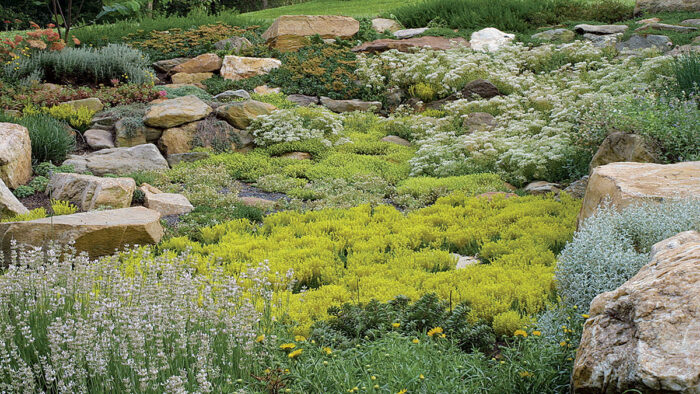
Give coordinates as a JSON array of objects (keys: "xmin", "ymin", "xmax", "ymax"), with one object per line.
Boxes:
[{"xmin": 241, "ymin": 0, "xmax": 417, "ymax": 20}]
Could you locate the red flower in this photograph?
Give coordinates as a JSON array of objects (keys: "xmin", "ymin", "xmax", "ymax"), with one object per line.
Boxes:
[
  {"xmin": 72, "ymin": 36, "xmax": 80, "ymax": 45},
  {"xmin": 3, "ymin": 20, "xmax": 11, "ymax": 24},
  {"xmin": 29, "ymin": 21, "xmax": 40, "ymax": 29},
  {"xmin": 47, "ymin": 23, "xmax": 55, "ymax": 28}
]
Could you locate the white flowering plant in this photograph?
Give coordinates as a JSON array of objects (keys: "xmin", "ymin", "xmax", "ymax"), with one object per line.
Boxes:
[{"xmin": 249, "ymin": 106, "xmax": 344, "ymax": 147}]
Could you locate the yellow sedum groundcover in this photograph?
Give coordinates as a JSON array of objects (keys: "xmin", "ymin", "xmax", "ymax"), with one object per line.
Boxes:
[{"xmin": 161, "ymin": 192, "xmax": 580, "ymax": 333}]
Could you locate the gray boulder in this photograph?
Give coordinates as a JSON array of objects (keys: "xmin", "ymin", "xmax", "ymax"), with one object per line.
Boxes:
[{"xmin": 62, "ymin": 144, "xmax": 169, "ymax": 176}]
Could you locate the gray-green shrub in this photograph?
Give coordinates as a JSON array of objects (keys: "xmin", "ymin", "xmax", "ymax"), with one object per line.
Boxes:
[
  {"xmin": 556, "ymin": 200, "xmax": 700, "ymax": 310},
  {"xmin": 16, "ymin": 114, "xmax": 76, "ymax": 165}
]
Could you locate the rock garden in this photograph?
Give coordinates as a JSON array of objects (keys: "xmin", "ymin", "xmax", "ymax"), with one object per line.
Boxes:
[{"xmin": 0, "ymin": 0, "xmax": 699, "ymax": 392}]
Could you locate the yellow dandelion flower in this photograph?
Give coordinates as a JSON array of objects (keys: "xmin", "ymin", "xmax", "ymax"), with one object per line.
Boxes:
[
  {"xmin": 532, "ymin": 331, "xmax": 541, "ymax": 336},
  {"xmin": 412, "ymin": 338, "xmax": 420, "ymax": 344},
  {"xmin": 323, "ymin": 347, "xmax": 332, "ymax": 355},
  {"xmin": 439, "ymin": 333, "xmax": 446, "ymax": 339},
  {"xmin": 374, "ymin": 385, "xmax": 379, "ymax": 389},
  {"xmin": 256, "ymin": 334, "xmax": 265, "ymax": 343},
  {"xmin": 581, "ymin": 314, "xmax": 590, "ymax": 319},
  {"xmin": 280, "ymin": 343, "xmax": 296, "ymax": 350},
  {"xmin": 514, "ymin": 329, "xmax": 528, "ymax": 337},
  {"xmin": 288, "ymin": 348, "xmax": 303, "ymax": 358},
  {"xmin": 519, "ymin": 371, "xmax": 532, "ymax": 378},
  {"xmin": 427, "ymin": 327, "xmax": 443, "ymax": 337},
  {"xmin": 397, "ymin": 390, "xmax": 407, "ymax": 394},
  {"xmin": 419, "ymin": 374, "xmax": 425, "ymax": 379},
  {"xmin": 295, "ymin": 335, "xmax": 306, "ymax": 342},
  {"xmin": 371, "ymin": 376, "xmax": 377, "ymax": 380},
  {"xmin": 392, "ymin": 322, "xmax": 400, "ymax": 328},
  {"xmin": 560, "ymin": 341, "xmax": 567, "ymax": 347}
]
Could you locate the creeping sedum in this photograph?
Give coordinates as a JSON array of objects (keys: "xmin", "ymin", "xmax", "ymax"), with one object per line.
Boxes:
[{"xmin": 556, "ymin": 199, "xmax": 700, "ymax": 311}]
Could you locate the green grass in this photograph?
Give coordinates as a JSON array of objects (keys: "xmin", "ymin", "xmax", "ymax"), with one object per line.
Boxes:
[{"xmin": 240, "ymin": 0, "xmax": 416, "ymax": 21}]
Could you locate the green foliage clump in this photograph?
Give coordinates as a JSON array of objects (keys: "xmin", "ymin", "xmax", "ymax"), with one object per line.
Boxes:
[
  {"xmin": 249, "ymin": 106, "xmax": 343, "ymax": 146},
  {"xmin": 50, "ymin": 199, "xmax": 78, "ymax": 216},
  {"xmin": 33, "ymin": 162, "xmax": 74, "ymax": 178},
  {"xmin": 162, "ymin": 85, "xmax": 212, "ymax": 101},
  {"xmin": 557, "ymin": 199, "xmax": 700, "ymax": 310},
  {"xmin": 28, "ymin": 176, "xmax": 49, "ymax": 193},
  {"xmin": 16, "ymin": 114, "xmax": 76, "ymax": 165},
  {"xmin": 249, "ymin": 93, "xmax": 296, "ymax": 109},
  {"xmin": 23, "ymin": 103, "xmax": 96, "ymax": 133},
  {"xmin": 1, "ymin": 207, "xmax": 47, "ymax": 222},
  {"xmin": 3, "ymin": 44, "xmax": 154, "ymax": 86},
  {"xmin": 670, "ymin": 52, "xmax": 700, "ymax": 98},
  {"xmin": 203, "ymin": 74, "xmax": 269, "ymax": 95},
  {"xmin": 12, "ymin": 185, "xmax": 35, "ymax": 198}
]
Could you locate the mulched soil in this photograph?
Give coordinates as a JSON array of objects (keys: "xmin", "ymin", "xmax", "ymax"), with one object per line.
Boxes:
[{"xmin": 18, "ymin": 192, "xmax": 52, "ymax": 212}]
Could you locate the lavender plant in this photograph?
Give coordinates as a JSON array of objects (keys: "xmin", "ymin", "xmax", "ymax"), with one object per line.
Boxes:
[{"xmin": 0, "ymin": 243, "xmax": 285, "ymax": 392}]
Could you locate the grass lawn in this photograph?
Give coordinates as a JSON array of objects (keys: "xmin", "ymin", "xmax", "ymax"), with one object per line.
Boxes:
[{"xmin": 241, "ymin": 0, "xmax": 418, "ymax": 21}]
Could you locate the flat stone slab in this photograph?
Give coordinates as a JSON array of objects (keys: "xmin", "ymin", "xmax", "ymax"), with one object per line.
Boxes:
[
  {"xmin": 47, "ymin": 173, "xmax": 135, "ymax": 211},
  {"xmin": 0, "ymin": 206, "xmax": 164, "ymax": 258},
  {"xmin": 393, "ymin": 28, "xmax": 428, "ymax": 39},
  {"xmin": 574, "ymin": 24, "xmax": 629, "ymax": 35},
  {"xmin": 63, "ymin": 144, "xmax": 169, "ymax": 176},
  {"xmin": 352, "ymin": 36, "xmax": 469, "ymax": 53}
]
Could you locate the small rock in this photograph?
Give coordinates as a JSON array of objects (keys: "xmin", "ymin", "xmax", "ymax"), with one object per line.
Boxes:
[
  {"xmin": 254, "ymin": 85, "xmax": 282, "ymax": 95},
  {"xmin": 0, "ymin": 207, "xmax": 164, "ymax": 258},
  {"xmin": 531, "ymin": 28, "xmax": 575, "ymax": 42},
  {"xmin": 452, "ymin": 253, "xmax": 480, "ymax": 269},
  {"xmin": 61, "ymin": 97, "xmax": 104, "ymax": 112},
  {"xmin": 0, "ymin": 123, "xmax": 32, "ymax": 189},
  {"xmin": 470, "ymin": 28, "xmax": 515, "ymax": 51},
  {"xmin": 637, "ymin": 17, "xmax": 661, "ymax": 24},
  {"xmin": 616, "ymin": 34, "xmax": 672, "ymax": 53},
  {"xmin": 462, "ymin": 112, "xmax": 498, "ymax": 132},
  {"xmin": 152, "ymin": 57, "xmax": 190, "ymax": 74},
  {"xmin": 574, "ymin": 24, "xmax": 629, "ymax": 35},
  {"xmin": 63, "ymin": 144, "xmax": 169, "ymax": 176},
  {"xmin": 239, "ymin": 196, "xmax": 276, "ymax": 209},
  {"xmin": 213, "ymin": 90, "xmax": 251, "ymax": 101},
  {"xmin": 681, "ymin": 19, "xmax": 700, "ymax": 26},
  {"xmin": 214, "ymin": 36, "xmax": 253, "ymax": 52},
  {"xmin": 563, "ymin": 176, "xmax": 589, "ymax": 199},
  {"xmin": 460, "ymin": 80, "xmax": 500, "ymax": 100},
  {"xmin": 286, "ymin": 94, "xmax": 319, "ymax": 106},
  {"xmin": 393, "ymin": 27, "xmax": 428, "ymax": 39},
  {"xmin": 590, "ymin": 132, "xmax": 655, "ymax": 171},
  {"xmin": 170, "ymin": 72, "xmax": 213, "ymax": 85},
  {"xmin": 84, "ymin": 129, "xmax": 115, "ymax": 150},
  {"xmin": 352, "ymin": 36, "xmax": 470, "ymax": 53},
  {"xmin": 583, "ymin": 32, "xmax": 624, "ymax": 48},
  {"xmin": 0, "ymin": 179, "xmax": 28, "ymax": 218},
  {"xmin": 47, "ymin": 173, "xmax": 135, "ymax": 211},
  {"xmin": 381, "ymin": 135, "xmax": 411, "ymax": 146},
  {"xmin": 280, "ymin": 151, "xmax": 312, "ymax": 160},
  {"xmin": 525, "ymin": 181, "xmax": 561, "ymax": 195},
  {"xmin": 320, "ymin": 97, "xmax": 382, "ymax": 113},
  {"xmin": 91, "ymin": 112, "xmax": 120, "ymax": 130},
  {"xmin": 166, "ymin": 151, "xmax": 210, "ymax": 167},
  {"xmin": 635, "ymin": 22, "xmax": 698, "ymax": 33},
  {"xmin": 215, "ymin": 100, "xmax": 277, "ymax": 129},
  {"xmin": 171, "ymin": 53, "xmax": 222, "ymax": 74},
  {"xmin": 139, "ymin": 183, "xmax": 163, "ymax": 194},
  {"xmin": 143, "ymin": 95, "xmax": 212, "ymax": 128},
  {"xmin": 220, "ymin": 56, "xmax": 282, "ymax": 81},
  {"xmin": 158, "ymin": 121, "xmax": 200, "ymax": 156},
  {"xmin": 143, "ymin": 191, "xmax": 193, "ymax": 216},
  {"xmin": 667, "ymin": 44, "xmax": 700, "ymax": 55},
  {"xmin": 371, "ymin": 18, "xmax": 402, "ymax": 33}
]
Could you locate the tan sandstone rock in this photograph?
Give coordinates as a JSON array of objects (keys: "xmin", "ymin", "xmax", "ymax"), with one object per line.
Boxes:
[
  {"xmin": 0, "ymin": 207, "xmax": 164, "ymax": 258},
  {"xmin": 572, "ymin": 230, "xmax": 700, "ymax": 393},
  {"xmin": 0, "ymin": 123, "xmax": 32, "ymax": 189},
  {"xmin": 47, "ymin": 173, "xmax": 135, "ymax": 211},
  {"xmin": 352, "ymin": 36, "xmax": 470, "ymax": 53},
  {"xmin": 63, "ymin": 144, "xmax": 169, "ymax": 176},
  {"xmin": 216, "ymin": 100, "xmax": 276, "ymax": 129},
  {"xmin": 262, "ymin": 15, "xmax": 360, "ymax": 51},
  {"xmin": 158, "ymin": 121, "xmax": 200, "ymax": 156},
  {"xmin": 589, "ymin": 132, "xmax": 656, "ymax": 171},
  {"xmin": 170, "ymin": 72, "xmax": 214, "ymax": 85},
  {"xmin": 171, "ymin": 53, "xmax": 222, "ymax": 74},
  {"xmin": 220, "ymin": 56, "xmax": 282, "ymax": 81},
  {"xmin": 578, "ymin": 161, "xmax": 700, "ymax": 226},
  {"xmin": 61, "ymin": 97, "xmax": 104, "ymax": 112},
  {"xmin": 635, "ymin": 0, "xmax": 700, "ymax": 14},
  {"xmin": 0, "ymin": 179, "xmax": 28, "ymax": 219},
  {"xmin": 371, "ymin": 18, "xmax": 402, "ymax": 33},
  {"xmin": 143, "ymin": 95, "xmax": 212, "ymax": 128},
  {"xmin": 143, "ymin": 191, "xmax": 194, "ymax": 216}
]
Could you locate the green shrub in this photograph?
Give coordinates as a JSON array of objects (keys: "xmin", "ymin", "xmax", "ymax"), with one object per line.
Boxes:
[
  {"xmin": 162, "ymin": 85, "xmax": 212, "ymax": 101},
  {"xmin": 12, "ymin": 185, "xmax": 35, "ymax": 198},
  {"xmin": 17, "ymin": 114, "xmax": 76, "ymax": 165},
  {"xmin": 203, "ymin": 74, "xmax": 270, "ymax": 95},
  {"xmin": 249, "ymin": 93, "xmax": 296, "ymax": 109},
  {"xmin": 395, "ymin": 174, "xmax": 508, "ymax": 208},
  {"xmin": 28, "ymin": 176, "xmax": 49, "ymax": 193},
  {"xmin": 557, "ymin": 199, "xmax": 700, "ymax": 310},
  {"xmin": 249, "ymin": 106, "xmax": 344, "ymax": 146},
  {"xmin": 33, "ymin": 162, "xmax": 75, "ymax": 178},
  {"xmin": 3, "ymin": 44, "xmax": 154, "ymax": 86},
  {"xmin": 670, "ymin": 52, "xmax": 700, "ymax": 98}
]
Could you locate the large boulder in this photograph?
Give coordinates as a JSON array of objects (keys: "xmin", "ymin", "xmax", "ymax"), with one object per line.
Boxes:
[
  {"xmin": 352, "ymin": 36, "xmax": 470, "ymax": 53},
  {"xmin": 47, "ymin": 173, "xmax": 135, "ymax": 211},
  {"xmin": 0, "ymin": 179, "xmax": 28, "ymax": 219},
  {"xmin": 61, "ymin": 97, "xmax": 104, "ymax": 112},
  {"xmin": 615, "ymin": 34, "xmax": 673, "ymax": 53},
  {"xmin": 152, "ymin": 57, "xmax": 189, "ymax": 74},
  {"xmin": 262, "ymin": 15, "xmax": 360, "ymax": 51},
  {"xmin": 371, "ymin": 18, "xmax": 402, "ymax": 33},
  {"xmin": 635, "ymin": 22, "xmax": 698, "ymax": 33},
  {"xmin": 157, "ymin": 121, "xmax": 200, "ymax": 156},
  {"xmin": 84, "ymin": 129, "xmax": 115, "ymax": 150},
  {"xmin": 220, "ymin": 56, "xmax": 282, "ymax": 81},
  {"xmin": 589, "ymin": 132, "xmax": 655, "ymax": 171},
  {"xmin": 0, "ymin": 207, "xmax": 164, "ymax": 258},
  {"xmin": 470, "ymin": 28, "xmax": 515, "ymax": 51},
  {"xmin": 214, "ymin": 36, "xmax": 253, "ymax": 52},
  {"xmin": 171, "ymin": 53, "xmax": 222, "ymax": 74},
  {"xmin": 0, "ymin": 123, "xmax": 32, "ymax": 189},
  {"xmin": 572, "ymin": 230, "xmax": 700, "ymax": 393},
  {"xmin": 62, "ymin": 144, "xmax": 169, "ymax": 176},
  {"xmin": 320, "ymin": 97, "xmax": 382, "ymax": 113},
  {"xmin": 216, "ymin": 100, "xmax": 276, "ymax": 129},
  {"xmin": 635, "ymin": 0, "xmax": 700, "ymax": 14},
  {"xmin": 578, "ymin": 161, "xmax": 700, "ymax": 226},
  {"xmin": 143, "ymin": 95, "xmax": 212, "ymax": 128},
  {"xmin": 170, "ymin": 72, "xmax": 213, "ymax": 85}
]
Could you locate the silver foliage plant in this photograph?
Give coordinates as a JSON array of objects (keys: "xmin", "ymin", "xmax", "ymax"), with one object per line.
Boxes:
[
  {"xmin": 0, "ymin": 243, "xmax": 286, "ymax": 392},
  {"xmin": 556, "ymin": 199, "xmax": 700, "ymax": 311}
]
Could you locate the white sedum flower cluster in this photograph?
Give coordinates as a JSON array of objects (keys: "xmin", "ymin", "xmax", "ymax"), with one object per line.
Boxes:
[{"xmin": 249, "ymin": 106, "xmax": 344, "ymax": 147}]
